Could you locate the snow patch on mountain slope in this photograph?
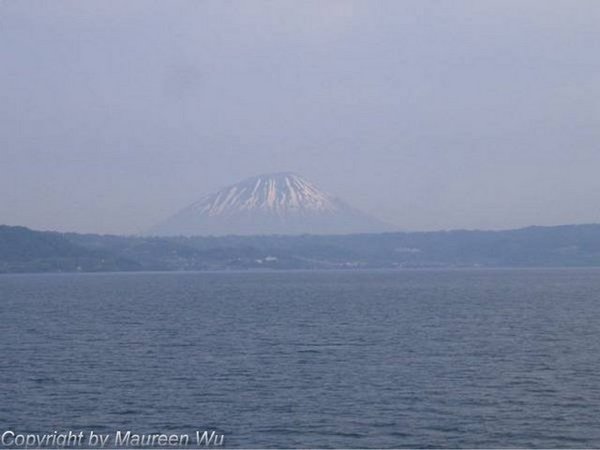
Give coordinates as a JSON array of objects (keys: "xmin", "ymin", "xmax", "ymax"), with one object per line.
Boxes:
[
  {"xmin": 149, "ymin": 172, "xmax": 392, "ymax": 236},
  {"xmin": 189, "ymin": 173, "xmax": 340, "ymax": 217}
]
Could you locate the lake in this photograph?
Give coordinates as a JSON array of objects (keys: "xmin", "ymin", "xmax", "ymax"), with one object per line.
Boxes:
[{"xmin": 1, "ymin": 269, "xmax": 600, "ymax": 448}]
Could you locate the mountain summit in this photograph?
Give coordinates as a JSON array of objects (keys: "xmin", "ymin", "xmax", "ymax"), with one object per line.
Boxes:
[{"xmin": 149, "ymin": 172, "xmax": 392, "ymax": 236}]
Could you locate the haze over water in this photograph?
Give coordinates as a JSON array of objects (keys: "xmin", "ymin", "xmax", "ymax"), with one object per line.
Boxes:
[{"xmin": 2, "ymin": 269, "xmax": 600, "ymax": 448}]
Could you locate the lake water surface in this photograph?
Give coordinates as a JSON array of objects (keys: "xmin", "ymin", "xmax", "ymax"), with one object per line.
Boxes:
[{"xmin": 1, "ymin": 269, "xmax": 600, "ymax": 448}]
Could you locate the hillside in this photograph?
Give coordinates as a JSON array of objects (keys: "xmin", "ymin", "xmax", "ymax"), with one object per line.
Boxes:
[
  {"xmin": 3, "ymin": 224, "xmax": 600, "ymax": 273},
  {"xmin": 0, "ymin": 225, "xmax": 140, "ymax": 273}
]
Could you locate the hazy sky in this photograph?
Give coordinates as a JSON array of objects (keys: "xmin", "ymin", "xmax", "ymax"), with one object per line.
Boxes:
[{"xmin": 1, "ymin": 0, "xmax": 599, "ymax": 234}]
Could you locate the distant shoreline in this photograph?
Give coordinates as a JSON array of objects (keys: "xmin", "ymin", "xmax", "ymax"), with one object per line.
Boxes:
[{"xmin": 3, "ymin": 223, "xmax": 600, "ymax": 274}]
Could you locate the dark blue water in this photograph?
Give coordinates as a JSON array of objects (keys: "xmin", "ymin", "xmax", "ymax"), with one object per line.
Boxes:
[{"xmin": 2, "ymin": 269, "xmax": 600, "ymax": 448}]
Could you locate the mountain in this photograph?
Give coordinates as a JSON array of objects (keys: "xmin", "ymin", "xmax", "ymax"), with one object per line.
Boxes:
[
  {"xmin": 148, "ymin": 172, "xmax": 392, "ymax": 236},
  {"xmin": 0, "ymin": 225, "xmax": 140, "ymax": 273},
  {"xmin": 5, "ymin": 223, "xmax": 600, "ymax": 273}
]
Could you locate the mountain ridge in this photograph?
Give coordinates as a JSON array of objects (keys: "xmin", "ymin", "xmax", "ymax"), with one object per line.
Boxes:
[{"xmin": 4, "ymin": 223, "xmax": 600, "ymax": 273}]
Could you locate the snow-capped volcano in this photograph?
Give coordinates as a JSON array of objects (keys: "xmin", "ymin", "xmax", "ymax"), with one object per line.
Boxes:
[{"xmin": 149, "ymin": 172, "xmax": 391, "ymax": 236}]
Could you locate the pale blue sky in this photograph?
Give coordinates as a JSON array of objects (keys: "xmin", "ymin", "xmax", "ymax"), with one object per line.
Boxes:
[{"xmin": 1, "ymin": 0, "xmax": 599, "ymax": 234}]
